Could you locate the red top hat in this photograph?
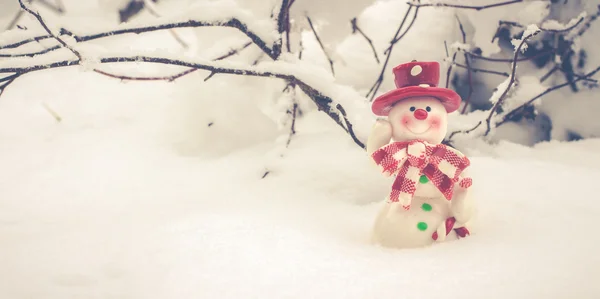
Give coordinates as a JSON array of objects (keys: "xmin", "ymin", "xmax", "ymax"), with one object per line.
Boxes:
[{"xmin": 372, "ymin": 61, "xmax": 462, "ymax": 116}]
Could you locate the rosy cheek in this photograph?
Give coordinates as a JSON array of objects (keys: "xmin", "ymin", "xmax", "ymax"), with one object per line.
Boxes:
[
  {"xmin": 429, "ymin": 116, "xmax": 441, "ymax": 130},
  {"xmin": 401, "ymin": 114, "xmax": 412, "ymax": 127}
]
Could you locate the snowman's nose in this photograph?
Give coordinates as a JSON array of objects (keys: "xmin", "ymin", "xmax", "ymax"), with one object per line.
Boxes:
[{"xmin": 414, "ymin": 109, "xmax": 428, "ymax": 120}]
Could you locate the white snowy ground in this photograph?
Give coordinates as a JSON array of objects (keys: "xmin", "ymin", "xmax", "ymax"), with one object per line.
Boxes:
[{"xmin": 1, "ymin": 63, "xmax": 600, "ymax": 299}]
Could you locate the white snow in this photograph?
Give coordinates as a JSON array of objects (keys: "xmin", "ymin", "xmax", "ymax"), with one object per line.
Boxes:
[
  {"xmin": 2, "ymin": 0, "xmax": 600, "ymax": 298},
  {"xmin": 2, "ymin": 66, "xmax": 600, "ymax": 299},
  {"xmin": 543, "ymin": 11, "xmax": 587, "ymax": 32}
]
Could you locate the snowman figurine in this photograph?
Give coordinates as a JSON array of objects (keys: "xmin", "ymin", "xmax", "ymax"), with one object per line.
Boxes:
[{"xmin": 368, "ymin": 61, "xmax": 474, "ymax": 249}]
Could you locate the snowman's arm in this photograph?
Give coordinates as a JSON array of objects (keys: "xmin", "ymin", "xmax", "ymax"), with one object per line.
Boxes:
[
  {"xmin": 367, "ymin": 119, "xmax": 392, "ymax": 156},
  {"xmin": 450, "ymin": 171, "xmax": 475, "ymax": 225}
]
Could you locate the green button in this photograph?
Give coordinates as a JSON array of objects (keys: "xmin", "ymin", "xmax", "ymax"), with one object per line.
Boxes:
[
  {"xmin": 419, "ymin": 175, "xmax": 429, "ymax": 184},
  {"xmin": 421, "ymin": 203, "xmax": 432, "ymax": 212},
  {"xmin": 417, "ymin": 222, "xmax": 428, "ymax": 231}
]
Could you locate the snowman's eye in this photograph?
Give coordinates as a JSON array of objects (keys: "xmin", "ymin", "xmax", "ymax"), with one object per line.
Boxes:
[
  {"xmin": 409, "ymin": 106, "xmax": 416, "ymax": 112},
  {"xmin": 426, "ymin": 106, "xmax": 431, "ymax": 112}
]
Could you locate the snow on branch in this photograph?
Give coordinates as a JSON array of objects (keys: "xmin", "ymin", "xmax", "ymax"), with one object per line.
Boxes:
[
  {"xmin": 0, "ymin": 52, "xmax": 366, "ymax": 149},
  {"xmin": 484, "ymin": 25, "xmax": 540, "ymax": 135},
  {"xmin": 497, "ymin": 13, "xmax": 585, "ymax": 35},
  {"xmin": 0, "ymin": 0, "xmax": 281, "ymax": 60},
  {"xmin": 497, "ymin": 65, "xmax": 600, "ymax": 127},
  {"xmin": 445, "ymin": 25, "xmax": 541, "ymax": 141}
]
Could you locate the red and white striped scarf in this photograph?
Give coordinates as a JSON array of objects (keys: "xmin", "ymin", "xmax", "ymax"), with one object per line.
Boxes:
[{"xmin": 371, "ymin": 140, "xmax": 472, "ymax": 210}]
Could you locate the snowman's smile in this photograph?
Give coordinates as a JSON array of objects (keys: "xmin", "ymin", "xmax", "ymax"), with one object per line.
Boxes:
[{"xmin": 406, "ymin": 124, "xmax": 432, "ymax": 135}]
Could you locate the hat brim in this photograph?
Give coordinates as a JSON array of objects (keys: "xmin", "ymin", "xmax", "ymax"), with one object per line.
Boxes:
[{"xmin": 372, "ymin": 86, "xmax": 462, "ymax": 116}]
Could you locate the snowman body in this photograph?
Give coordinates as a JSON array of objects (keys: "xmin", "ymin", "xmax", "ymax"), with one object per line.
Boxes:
[
  {"xmin": 371, "ymin": 169, "xmax": 474, "ymax": 248},
  {"xmin": 368, "ymin": 61, "xmax": 474, "ymax": 249},
  {"xmin": 368, "ymin": 96, "xmax": 474, "ymax": 249}
]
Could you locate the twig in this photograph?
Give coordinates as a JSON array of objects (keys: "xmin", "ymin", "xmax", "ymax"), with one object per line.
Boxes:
[
  {"xmin": 483, "ymin": 29, "xmax": 540, "ymax": 136},
  {"xmin": 498, "ymin": 16, "xmax": 584, "ymax": 33},
  {"xmin": 407, "ymin": 0, "xmax": 523, "ymax": 11},
  {"xmin": 466, "ymin": 48, "xmax": 553, "ymax": 63},
  {"xmin": 456, "ymin": 15, "xmax": 472, "ymax": 114},
  {"xmin": 272, "ymin": 0, "xmax": 291, "ymax": 58},
  {"xmin": 540, "ymin": 65, "xmax": 559, "ymax": 82},
  {"xmin": 5, "ymin": 10, "xmax": 25, "ymax": 30},
  {"xmin": 452, "ymin": 62, "xmax": 509, "ymax": 77},
  {"xmin": 306, "ymin": 15, "xmax": 335, "ymax": 75},
  {"xmin": 350, "ymin": 18, "xmax": 380, "ymax": 64},
  {"xmin": 0, "ymin": 74, "xmax": 19, "ymax": 97},
  {"xmin": 447, "ymin": 121, "xmax": 482, "ymax": 141},
  {"xmin": 92, "ymin": 42, "xmax": 252, "ymax": 81},
  {"xmin": 335, "ymin": 103, "xmax": 365, "ymax": 149},
  {"xmin": 559, "ymin": 66, "xmax": 598, "ymax": 83},
  {"xmin": 444, "ymin": 41, "xmax": 458, "ymax": 88},
  {"xmin": 0, "ymin": 46, "xmax": 61, "ymax": 58},
  {"xmin": 41, "ymin": 101, "xmax": 62, "ymax": 122},
  {"xmin": 93, "ymin": 68, "xmax": 195, "ymax": 81},
  {"xmin": 574, "ymin": 5, "xmax": 600, "ymax": 37},
  {"xmin": 37, "ymin": 0, "xmax": 65, "ymax": 13},
  {"xmin": 18, "ymin": 0, "xmax": 81, "ymax": 60},
  {"xmin": 285, "ymin": 102, "xmax": 298, "ymax": 148},
  {"xmin": 498, "ymin": 64, "xmax": 600, "ymax": 126},
  {"xmin": 142, "ymin": 0, "xmax": 189, "ymax": 49},
  {"xmin": 1, "ymin": 19, "xmax": 278, "ymax": 60},
  {"xmin": 283, "ymin": 0, "xmax": 296, "ymax": 52},
  {"xmin": 366, "ymin": 4, "xmax": 419, "ymax": 101}
]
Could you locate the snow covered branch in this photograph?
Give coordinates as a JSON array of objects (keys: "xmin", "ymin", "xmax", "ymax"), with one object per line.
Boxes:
[
  {"xmin": 484, "ymin": 26, "xmax": 540, "ymax": 135},
  {"xmin": 0, "ymin": 0, "xmax": 369, "ymax": 149},
  {"xmin": 0, "ymin": 54, "xmax": 365, "ymax": 148},
  {"xmin": 1, "ymin": 2, "xmax": 281, "ymax": 60},
  {"xmin": 498, "ymin": 65, "xmax": 600, "ymax": 127}
]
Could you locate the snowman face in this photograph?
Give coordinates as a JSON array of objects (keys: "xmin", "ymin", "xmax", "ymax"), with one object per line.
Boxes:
[{"xmin": 387, "ymin": 96, "xmax": 448, "ymax": 144}]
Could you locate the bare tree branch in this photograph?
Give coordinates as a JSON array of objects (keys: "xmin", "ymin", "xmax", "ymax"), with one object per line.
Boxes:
[
  {"xmin": 92, "ymin": 42, "xmax": 252, "ymax": 81},
  {"xmin": 37, "ymin": 0, "xmax": 65, "ymax": 13},
  {"xmin": 350, "ymin": 18, "xmax": 380, "ymax": 64},
  {"xmin": 5, "ymin": 10, "xmax": 26, "ymax": 31},
  {"xmin": 143, "ymin": 0, "xmax": 189, "ymax": 49},
  {"xmin": 271, "ymin": 0, "xmax": 291, "ymax": 58},
  {"xmin": 306, "ymin": 15, "xmax": 335, "ymax": 75},
  {"xmin": 444, "ymin": 41, "xmax": 458, "ymax": 88},
  {"xmin": 540, "ymin": 65, "xmax": 559, "ymax": 83},
  {"xmin": 285, "ymin": 101, "xmax": 298, "ymax": 148},
  {"xmin": 465, "ymin": 48, "xmax": 553, "ymax": 63},
  {"xmin": 0, "ymin": 74, "xmax": 19, "ymax": 97},
  {"xmin": 366, "ymin": 4, "xmax": 420, "ymax": 101},
  {"xmin": 455, "ymin": 15, "xmax": 472, "ymax": 114},
  {"xmin": 407, "ymin": 0, "xmax": 523, "ymax": 11},
  {"xmin": 18, "ymin": 0, "xmax": 81, "ymax": 60},
  {"xmin": 283, "ymin": 0, "xmax": 297, "ymax": 52},
  {"xmin": 452, "ymin": 62, "xmax": 509, "ymax": 77},
  {"xmin": 447, "ymin": 121, "xmax": 482, "ymax": 141}
]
